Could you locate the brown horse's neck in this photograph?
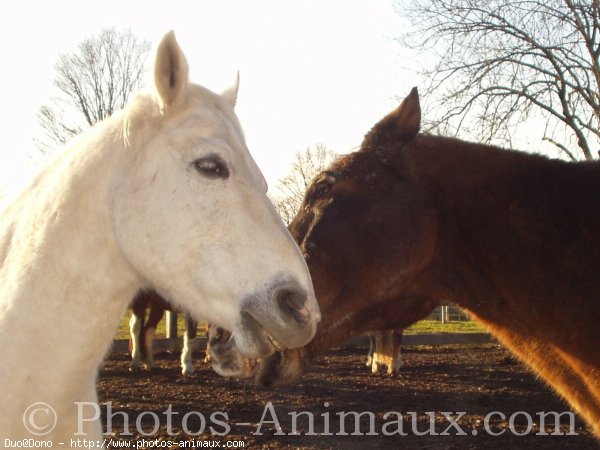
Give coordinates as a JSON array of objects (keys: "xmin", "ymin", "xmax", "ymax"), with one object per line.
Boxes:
[
  {"xmin": 402, "ymin": 136, "xmax": 600, "ymax": 437},
  {"xmin": 404, "ymin": 135, "xmax": 591, "ymax": 209},
  {"xmin": 405, "ymin": 135, "xmax": 600, "ymax": 365}
]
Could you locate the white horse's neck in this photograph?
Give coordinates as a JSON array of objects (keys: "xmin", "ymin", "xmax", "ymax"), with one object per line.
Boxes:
[{"xmin": 0, "ymin": 114, "xmax": 141, "ymax": 440}]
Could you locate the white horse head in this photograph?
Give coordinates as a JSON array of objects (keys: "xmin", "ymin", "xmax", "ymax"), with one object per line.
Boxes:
[
  {"xmin": 0, "ymin": 31, "xmax": 319, "ymax": 442},
  {"xmin": 113, "ymin": 32, "xmax": 320, "ymax": 356}
]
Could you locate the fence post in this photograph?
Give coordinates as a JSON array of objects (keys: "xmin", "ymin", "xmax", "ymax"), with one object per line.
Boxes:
[
  {"xmin": 439, "ymin": 305, "xmax": 449, "ymax": 324},
  {"xmin": 166, "ymin": 311, "xmax": 178, "ymax": 350}
]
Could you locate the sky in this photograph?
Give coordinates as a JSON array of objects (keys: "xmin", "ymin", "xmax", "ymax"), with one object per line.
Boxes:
[{"xmin": 0, "ymin": 0, "xmax": 419, "ymax": 200}]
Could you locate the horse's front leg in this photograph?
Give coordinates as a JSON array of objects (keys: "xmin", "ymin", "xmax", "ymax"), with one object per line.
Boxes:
[
  {"xmin": 143, "ymin": 327, "xmax": 158, "ymax": 369},
  {"xmin": 181, "ymin": 315, "xmax": 198, "ymax": 376},
  {"xmin": 366, "ymin": 333, "xmax": 375, "ymax": 369},
  {"xmin": 142, "ymin": 303, "xmax": 165, "ymax": 370},
  {"xmin": 389, "ymin": 329, "xmax": 405, "ymax": 375},
  {"xmin": 129, "ymin": 313, "xmax": 143, "ymax": 371}
]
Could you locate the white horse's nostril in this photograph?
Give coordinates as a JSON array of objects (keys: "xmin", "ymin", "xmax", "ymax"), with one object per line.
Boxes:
[{"xmin": 276, "ymin": 286, "xmax": 309, "ymax": 324}]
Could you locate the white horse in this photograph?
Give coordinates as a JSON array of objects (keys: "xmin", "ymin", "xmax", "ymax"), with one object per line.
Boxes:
[{"xmin": 0, "ymin": 31, "xmax": 320, "ymax": 444}]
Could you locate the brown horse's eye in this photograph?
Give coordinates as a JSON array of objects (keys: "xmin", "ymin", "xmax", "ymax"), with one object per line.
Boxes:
[
  {"xmin": 310, "ymin": 172, "xmax": 337, "ymax": 200},
  {"xmin": 193, "ymin": 156, "xmax": 229, "ymax": 179},
  {"xmin": 313, "ymin": 182, "xmax": 331, "ymax": 198}
]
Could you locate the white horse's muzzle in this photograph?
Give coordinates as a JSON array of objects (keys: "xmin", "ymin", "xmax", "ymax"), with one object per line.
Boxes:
[{"xmin": 233, "ymin": 277, "xmax": 320, "ymax": 358}]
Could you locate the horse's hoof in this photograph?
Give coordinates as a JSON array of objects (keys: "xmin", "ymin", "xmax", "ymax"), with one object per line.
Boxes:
[{"xmin": 181, "ymin": 367, "xmax": 195, "ymax": 376}]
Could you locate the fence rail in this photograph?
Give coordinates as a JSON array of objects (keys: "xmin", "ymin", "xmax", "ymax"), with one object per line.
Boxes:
[{"xmin": 427, "ymin": 304, "xmax": 471, "ymax": 322}]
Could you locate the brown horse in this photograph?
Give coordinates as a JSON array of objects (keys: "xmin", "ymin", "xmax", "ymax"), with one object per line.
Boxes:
[
  {"xmin": 366, "ymin": 329, "xmax": 404, "ymax": 375},
  {"xmin": 129, "ymin": 290, "xmax": 200, "ymax": 375},
  {"xmin": 208, "ymin": 88, "xmax": 600, "ymax": 438}
]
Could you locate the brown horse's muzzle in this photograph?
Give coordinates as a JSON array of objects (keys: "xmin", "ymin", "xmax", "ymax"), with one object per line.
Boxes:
[
  {"xmin": 206, "ymin": 322, "xmax": 308, "ymax": 386},
  {"xmin": 207, "ymin": 326, "xmax": 259, "ymax": 378}
]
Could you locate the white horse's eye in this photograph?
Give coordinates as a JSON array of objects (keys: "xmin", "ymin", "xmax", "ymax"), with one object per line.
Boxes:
[{"xmin": 193, "ymin": 156, "xmax": 230, "ymax": 179}]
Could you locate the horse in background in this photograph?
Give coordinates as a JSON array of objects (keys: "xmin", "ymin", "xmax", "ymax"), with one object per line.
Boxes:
[
  {"xmin": 129, "ymin": 290, "xmax": 200, "ymax": 376},
  {"xmin": 366, "ymin": 330, "xmax": 404, "ymax": 375},
  {"xmin": 0, "ymin": 31, "xmax": 320, "ymax": 443},
  {"xmin": 207, "ymin": 88, "xmax": 600, "ymax": 438}
]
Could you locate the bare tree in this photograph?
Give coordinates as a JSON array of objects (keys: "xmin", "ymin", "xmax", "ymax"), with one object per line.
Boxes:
[
  {"xmin": 271, "ymin": 144, "xmax": 338, "ymax": 225},
  {"xmin": 397, "ymin": 0, "xmax": 600, "ymax": 160},
  {"xmin": 37, "ymin": 28, "xmax": 151, "ymax": 152}
]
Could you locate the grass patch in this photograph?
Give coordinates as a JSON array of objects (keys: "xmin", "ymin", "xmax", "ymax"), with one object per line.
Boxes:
[
  {"xmin": 114, "ymin": 310, "xmax": 205, "ymax": 340},
  {"xmin": 405, "ymin": 320, "xmax": 485, "ymax": 334}
]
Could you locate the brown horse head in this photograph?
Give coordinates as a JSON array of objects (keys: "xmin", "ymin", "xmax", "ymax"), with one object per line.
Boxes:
[{"xmin": 259, "ymin": 88, "xmax": 443, "ymax": 385}]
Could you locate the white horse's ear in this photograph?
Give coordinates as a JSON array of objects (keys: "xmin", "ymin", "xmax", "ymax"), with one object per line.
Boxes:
[
  {"xmin": 154, "ymin": 31, "xmax": 189, "ymax": 110},
  {"xmin": 221, "ymin": 72, "xmax": 240, "ymax": 107}
]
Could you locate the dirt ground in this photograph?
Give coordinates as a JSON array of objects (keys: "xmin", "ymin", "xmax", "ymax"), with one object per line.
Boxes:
[{"xmin": 97, "ymin": 343, "xmax": 599, "ymax": 450}]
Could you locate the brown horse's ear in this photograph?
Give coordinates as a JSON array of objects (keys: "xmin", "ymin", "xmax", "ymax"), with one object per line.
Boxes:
[
  {"xmin": 393, "ymin": 87, "xmax": 421, "ymax": 138},
  {"xmin": 362, "ymin": 87, "xmax": 421, "ymax": 151}
]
